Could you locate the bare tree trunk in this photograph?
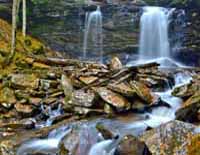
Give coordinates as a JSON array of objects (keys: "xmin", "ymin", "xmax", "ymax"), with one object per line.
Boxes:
[
  {"xmin": 22, "ymin": 0, "xmax": 26, "ymax": 37},
  {"xmin": 10, "ymin": 0, "xmax": 18, "ymax": 60}
]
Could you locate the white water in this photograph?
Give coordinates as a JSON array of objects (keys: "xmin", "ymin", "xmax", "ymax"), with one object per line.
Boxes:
[
  {"xmin": 83, "ymin": 6, "xmax": 103, "ymax": 62},
  {"xmin": 17, "ymin": 126, "xmax": 71, "ymax": 155},
  {"xmin": 88, "ymin": 139, "xmax": 117, "ymax": 155},
  {"xmin": 35, "ymin": 104, "xmax": 62, "ymax": 128},
  {"xmin": 139, "ymin": 7, "xmax": 171, "ymax": 60}
]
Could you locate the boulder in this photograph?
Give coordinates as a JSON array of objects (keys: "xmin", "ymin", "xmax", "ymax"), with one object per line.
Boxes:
[
  {"xmin": 109, "ymin": 57, "xmax": 123, "ymax": 70},
  {"xmin": 172, "ymin": 82, "xmax": 200, "ymax": 98},
  {"xmin": 69, "ymin": 89, "xmax": 96, "ymax": 108},
  {"xmin": 115, "ymin": 135, "xmax": 150, "ymax": 155},
  {"xmin": 79, "ymin": 76, "xmax": 98, "ymax": 85},
  {"xmin": 140, "ymin": 120, "xmax": 197, "ymax": 155},
  {"xmin": 176, "ymin": 92, "xmax": 200, "ymax": 122},
  {"xmin": 108, "ymin": 82, "xmax": 135, "ymax": 97},
  {"xmin": 130, "ymin": 81, "xmax": 153, "ymax": 104},
  {"xmin": 97, "ymin": 87, "xmax": 131, "ymax": 111},
  {"xmin": 186, "ymin": 134, "xmax": 200, "ymax": 155}
]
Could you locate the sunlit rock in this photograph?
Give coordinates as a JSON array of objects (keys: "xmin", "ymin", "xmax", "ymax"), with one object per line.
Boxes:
[
  {"xmin": 141, "ymin": 120, "xmax": 197, "ymax": 155},
  {"xmin": 130, "ymin": 81, "xmax": 153, "ymax": 104},
  {"xmin": 97, "ymin": 87, "xmax": 131, "ymax": 111}
]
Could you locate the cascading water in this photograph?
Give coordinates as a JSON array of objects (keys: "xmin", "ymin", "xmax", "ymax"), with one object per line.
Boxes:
[
  {"xmin": 139, "ymin": 7, "xmax": 170, "ymax": 60},
  {"xmin": 83, "ymin": 6, "xmax": 103, "ymax": 62}
]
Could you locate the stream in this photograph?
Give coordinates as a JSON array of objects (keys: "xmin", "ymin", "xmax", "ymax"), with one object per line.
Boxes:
[{"xmin": 16, "ymin": 65, "xmax": 194, "ymax": 155}]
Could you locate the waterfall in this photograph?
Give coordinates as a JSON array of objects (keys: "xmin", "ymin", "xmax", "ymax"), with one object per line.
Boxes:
[
  {"xmin": 83, "ymin": 6, "xmax": 103, "ymax": 62},
  {"xmin": 139, "ymin": 7, "xmax": 171, "ymax": 60}
]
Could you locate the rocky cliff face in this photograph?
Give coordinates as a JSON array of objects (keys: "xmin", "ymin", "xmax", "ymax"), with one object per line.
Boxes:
[{"xmin": 0, "ymin": 0, "xmax": 199, "ymax": 64}]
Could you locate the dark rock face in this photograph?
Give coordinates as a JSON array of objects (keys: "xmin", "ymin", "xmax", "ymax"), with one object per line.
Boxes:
[
  {"xmin": 0, "ymin": 0, "xmax": 199, "ymax": 65},
  {"xmin": 26, "ymin": 2, "xmax": 140, "ymax": 60}
]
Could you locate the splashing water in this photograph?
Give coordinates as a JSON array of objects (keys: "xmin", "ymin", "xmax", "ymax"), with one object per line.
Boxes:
[{"xmin": 83, "ymin": 6, "xmax": 103, "ymax": 62}]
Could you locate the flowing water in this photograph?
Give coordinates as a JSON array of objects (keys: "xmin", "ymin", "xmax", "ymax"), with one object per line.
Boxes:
[
  {"xmin": 83, "ymin": 6, "xmax": 103, "ymax": 62},
  {"xmin": 139, "ymin": 6, "xmax": 171, "ymax": 60}
]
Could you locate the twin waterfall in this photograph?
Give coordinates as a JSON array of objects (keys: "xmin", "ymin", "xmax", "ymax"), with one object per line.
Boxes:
[
  {"xmin": 83, "ymin": 6, "xmax": 172, "ymax": 63},
  {"xmin": 83, "ymin": 6, "xmax": 103, "ymax": 62},
  {"xmin": 139, "ymin": 7, "xmax": 170, "ymax": 59}
]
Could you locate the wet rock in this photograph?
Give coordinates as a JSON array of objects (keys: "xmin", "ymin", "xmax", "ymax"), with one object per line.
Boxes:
[
  {"xmin": 140, "ymin": 120, "xmax": 197, "ymax": 155},
  {"xmin": 96, "ymin": 123, "xmax": 114, "ymax": 139},
  {"xmin": 108, "ymin": 82, "xmax": 135, "ymax": 97},
  {"xmin": 172, "ymin": 82, "xmax": 200, "ymax": 98},
  {"xmin": 69, "ymin": 89, "xmax": 96, "ymax": 108},
  {"xmin": 59, "ymin": 129, "xmax": 79, "ymax": 155},
  {"xmin": 176, "ymin": 92, "xmax": 200, "ymax": 122},
  {"xmin": 74, "ymin": 107, "xmax": 104, "ymax": 115},
  {"xmin": 61, "ymin": 74, "xmax": 73, "ymax": 102},
  {"xmin": 110, "ymin": 57, "xmax": 123, "ymax": 70},
  {"xmin": 97, "ymin": 87, "xmax": 131, "ymax": 111},
  {"xmin": 59, "ymin": 143, "xmax": 69, "ymax": 155},
  {"xmin": 115, "ymin": 135, "xmax": 150, "ymax": 155},
  {"xmin": 10, "ymin": 74, "xmax": 39, "ymax": 90},
  {"xmin": 130, "ymin": 81, "xmax": 153, "ymax": 104},
  {"xmin": 131, "ymin": 98, "xmax": 149, "ymax": 111}
]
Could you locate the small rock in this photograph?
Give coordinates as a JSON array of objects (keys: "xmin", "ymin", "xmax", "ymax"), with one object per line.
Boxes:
[
  {"xmin": 14, "ymin": 103, "xmax": 35, "ymax": 117},
  {"xmin": 32, "ymin": 62, "xmax": 50, "ymax": 69},
  {"xmin": 40, "ymin": 79, "xmax": 58, "ymax": 90},
  {"xmin": 110, "ymin": 57, "xmax": 123, "ymax": 70},
  {"xmin": 176, "ymin": 92, "xmax": 200, "ymax": 122},
  {"xmin": 79, "ymin": 76, "xmax": 98, "ymax": 85},
  {"xmin": 96, "ymin": 123, "xmax": 114, "ymax": 139},
  {"xmin": 0, "ymin": 87, "xmax": 16, "ymax": 108}
]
